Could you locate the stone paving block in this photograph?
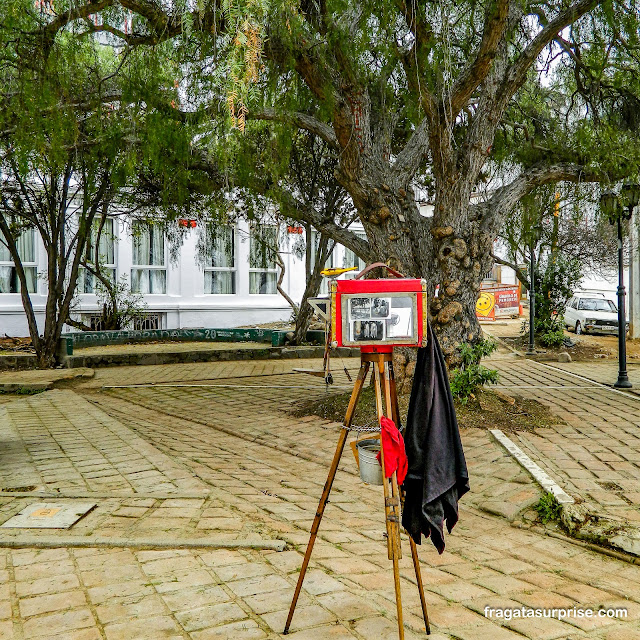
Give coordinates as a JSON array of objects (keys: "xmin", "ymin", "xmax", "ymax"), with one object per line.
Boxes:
[
  {"xmin": 215, "ymin": 561, "xmax": 272, "ymax": 582},
  {"xmin": 261, "ymin": 604, "xmax": 336, "ymax": 632},
  {"xmin": 22, "ymin": 607, "xmax": 96, "ymax": 639},
  {"xmin": 299, "ymin": 569, "xmax": 346, "ymax": 595},
  {"xmin": 227, "ymin": 574, "xmax": 291, "ymax": 598},
  {"xmin": 316, "ymin": 591, "xmax": 378, "ymax": 619},
  {"xmin": 189, "ymin": 618, "xmax": 267, "ymax": 640},
  {"xmin": 15, "ymin": 573, "xmax": 81, "ymax": 598},
  {"xmin": 174, "ymin": 601, "xmax": 247, "ymax": 632},
  {"xmin": 103, "ymin": 614, "xmax": 181, "ymax": 640},
  {"xmin": 162, "ymin": 585, "xmax": 231, "ymax": 612},
  {"xmin": 95, "ymin": 594, "xmax": 167, "ymax": 625},
  {"xmin": 272, "ymin": 623, "xmax": 356, "ymax": 639},
  {"xmin": 19, "ymin": 590, "xmax": 87, "ymax": 618},
  {"xmin": 505, "ymin": 615, "xmax": 585, "ymax": 639}
]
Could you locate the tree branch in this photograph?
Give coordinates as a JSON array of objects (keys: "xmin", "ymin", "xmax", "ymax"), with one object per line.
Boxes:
[
  {"xmin": 473, "ymin": 162, "xmax": 603, "ymax": 234},
  {"xmin": 498, "ymin": 0, "xmax": 602, "ymax": 106},
  {"xmin": 392, "ymin": 117, "xmax": 429, "ymax": 181},
  {"xmin": 448, "ymin": 0, "xmax": 510, "ymax": 117},
  {"xmin": 491, "ymin": 252, "xmax": 529, "ymax": 288},
  {"xmin": 249, "ymin": 108, "xmax": 339, "ymax": 149}
]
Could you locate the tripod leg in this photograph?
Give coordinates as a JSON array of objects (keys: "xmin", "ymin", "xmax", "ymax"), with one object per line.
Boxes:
[
  {"xmin": 284, "ymin": 361, "xmax": 369, "ymax": 634},
  {"xmin": 388, "ymin": 361, "xmax": 430, "ymax": 635},
  {"xmin": 409, "ymin": 537, "xmax": 431, "ymax": 634},
  {"xmin": 374, "ymin": 358, "xmax": 404, "ymax": 640}
]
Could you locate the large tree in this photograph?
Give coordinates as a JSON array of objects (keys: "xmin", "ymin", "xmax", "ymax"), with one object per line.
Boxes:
[{"xmin": 24, "ymin": 0, "xmax": 640, "ymax": 362}]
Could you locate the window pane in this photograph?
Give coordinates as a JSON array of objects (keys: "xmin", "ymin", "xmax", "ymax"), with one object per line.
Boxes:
[
  {"xmin": 208, "ymin": 226, "xmax": 234, "ymax": 268},
  {"xmin": 132, "ymin": 226, "xmax": 150, "ymax": 266},
  {"xmin": 0, "ymin": 266, "xmax": 10, "ymax": 292},
  {"xmin": 150, "ymin": 269, "xmax": 166, "ymax": 293},
  {"xmin": 250, "ymin": 271, "xmax": 277, "ymax": 294},
  {"xmin": 133, "ymin": 223, "xmax": 164, "ymax": 266},
  {"xmin": 150, "ymin": 227, "xmax": 165, "ymax": 266},
  {"xmin": 1, "ymin": 230, "xmax": 35, "ymax": 263},
  {"xmin": 0, "ymin": 266, "xmax": 36, "ymax": 293},
  {"xmin": 250, "ymin": 225, "xmax": 277, "ymax": 269},
  {"xmin": 342, "ymin": 232, "xmax": 366, "ymax": 270},
  {"xmin": 205, "ymin": 271, "xmax": 235, "ymax": 294},
  {"xmin": 131, "ymin": 268, "xmax": 149, "ymax": 293},
  {"xmin": 97, "ymin": 219, "xmax": 115, "ymax": 264}
]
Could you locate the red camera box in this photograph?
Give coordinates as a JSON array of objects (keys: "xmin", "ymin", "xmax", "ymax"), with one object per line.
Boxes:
[{"xmin": 330, "ymin": 278, "xmax": 427, "ymax": 350}]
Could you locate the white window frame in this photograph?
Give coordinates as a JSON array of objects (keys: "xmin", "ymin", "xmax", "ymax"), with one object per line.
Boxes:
[
  {"xmin": 249, "ymin": 224, "xmax": 279, "ymax": 295},
  {"xmin": 78, "ymin": 218, "xmax": 117, "ymax": 294},
  {"xmin": 204, "ymin": 224, "xmax": 237, "ymax": 295},
  {"xmin": 131, "ymin": 222, "xmax": 167, "ymax": 294},
  {"xmin": 342, "ymin": 231, "xmax": 367, "ymax": 272},
  {"xmin": 0, "ymin": 229, "xmax": 37, "ymax": 294}
]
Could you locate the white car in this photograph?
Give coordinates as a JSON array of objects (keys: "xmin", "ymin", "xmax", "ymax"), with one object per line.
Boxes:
[{"xmin": 564, "ymin": 293, "xmax": 624, "ymax": 335}]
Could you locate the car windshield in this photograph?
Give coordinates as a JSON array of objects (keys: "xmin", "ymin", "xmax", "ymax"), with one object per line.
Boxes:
[{"xmin": 578, "ymin": 298, "xmax": 617, "ymax": 312}]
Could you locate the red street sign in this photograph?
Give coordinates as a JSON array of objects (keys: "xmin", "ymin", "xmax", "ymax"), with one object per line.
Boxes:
[
  {"xmin": 287, "ymin": 226, "xmax": 303, "ymax": 234},
  {"xmin": 178, "ymin": 219, "xmax": 197, "ymax": 228}
]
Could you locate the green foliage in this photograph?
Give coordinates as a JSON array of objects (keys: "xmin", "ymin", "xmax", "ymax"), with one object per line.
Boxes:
[
  {"xmin": 93, "ymin": 276, "xmax": 148, "ymax": 331},
  {"xmin": 538, "ymin": 326, "xmax": 566, "ymax": 348},
  {"xmin": 535, "ymin": 493, "xmax": 563, "ymax": 524},
  {"xmin": 450, "ymin": 340, "xmax": 499, "ymax": 404}
]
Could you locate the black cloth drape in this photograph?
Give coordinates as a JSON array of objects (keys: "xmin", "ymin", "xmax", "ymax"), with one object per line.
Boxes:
[{"xmin": 401, "ymin": 323, "xmax": 469, "ymax": 553}]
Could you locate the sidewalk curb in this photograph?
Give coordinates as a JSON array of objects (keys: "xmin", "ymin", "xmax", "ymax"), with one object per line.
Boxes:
[
  {"xmin": 0, "ymin": 536, "xmax": 286, "ymax": 551},
  {"xmin": 489, "ymin": 429, "xmax": 574, "ymax": 505}
]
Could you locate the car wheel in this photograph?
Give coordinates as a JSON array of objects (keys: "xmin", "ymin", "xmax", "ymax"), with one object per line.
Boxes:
[{"xmin": 575, "ymin": 321, "xmax": 582, "ymax": 335}]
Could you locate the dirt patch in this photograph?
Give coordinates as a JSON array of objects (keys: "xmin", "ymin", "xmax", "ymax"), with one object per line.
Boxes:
[
  {"xmin": 502, "ymin": 334, "xmax": 617, "ymax": 361},
  {"xmin": 290, "ymin": 384, "xmax": 564, "ymax": 434},
  {"xmin": 0, "ymin": 336, "xmax": 35, "ymax": 354}
]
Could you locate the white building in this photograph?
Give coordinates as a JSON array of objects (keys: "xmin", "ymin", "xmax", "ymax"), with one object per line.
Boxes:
[{"xmin": 0, "ymin": 218, "xmax": 369, "ymax": 337}]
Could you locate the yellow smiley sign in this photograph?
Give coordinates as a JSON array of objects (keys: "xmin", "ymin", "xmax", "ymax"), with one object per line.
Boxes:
[{"xmin": 476, "ymin": 291, "xmax": 495, "ymax": 317}]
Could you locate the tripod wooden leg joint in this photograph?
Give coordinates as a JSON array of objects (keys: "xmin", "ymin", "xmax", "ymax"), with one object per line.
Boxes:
[{"xmin": 284, "ymin": 352, "xmax": 430, "ymax": 637}]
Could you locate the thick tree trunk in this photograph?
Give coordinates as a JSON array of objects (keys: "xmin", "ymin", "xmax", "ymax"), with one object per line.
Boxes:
[{"xmin": 344, "ymin": 178, "xmax": 492, "ymax": 367}]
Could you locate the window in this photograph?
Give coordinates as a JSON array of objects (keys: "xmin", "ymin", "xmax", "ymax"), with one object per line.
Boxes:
[
  {"xmin": 342, "ymin": 232, "xmax": 367, "ymax": 272},
  {"xmin": 131, "ymin": 222, "xmax": 166, "ymax": 294},
  {"xmin": 249, "ymin": 224, "xmax": 279, "ymax": 294},
  {"xmin": 578, "ymin": 298, "xmax": 617, "ymax": 312},
  {"xmin": 78, "ymin": 218, "xmax": 116, "ymax": 294},
  {"xmin": 204, "ymin": 225, "xmax": 236, "ymax": 294},
  {"xmin": 0, "ymin": 229, "xmax": 37, "ymax": 293}
]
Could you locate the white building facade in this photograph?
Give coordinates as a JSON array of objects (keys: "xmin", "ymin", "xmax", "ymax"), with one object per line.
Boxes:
[{"xmin": 0, "ymin": 218, "xmax": 369, "ymax": 337}]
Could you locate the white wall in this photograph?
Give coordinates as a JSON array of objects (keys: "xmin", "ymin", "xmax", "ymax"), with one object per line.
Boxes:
[{"xmin": 1, "ymin": 219, "xmax": 308, "ymax": 337}]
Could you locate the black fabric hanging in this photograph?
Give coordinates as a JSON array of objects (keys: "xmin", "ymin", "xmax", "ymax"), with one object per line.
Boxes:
[{"xmin": 401, "ymin": 322, "xmax": 469, "ymax": 554}]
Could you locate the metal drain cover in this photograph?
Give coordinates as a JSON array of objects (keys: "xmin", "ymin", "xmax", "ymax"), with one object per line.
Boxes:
[{"xmin": 1, "ymin": 502, "xmax": 96, "ymax": 529}]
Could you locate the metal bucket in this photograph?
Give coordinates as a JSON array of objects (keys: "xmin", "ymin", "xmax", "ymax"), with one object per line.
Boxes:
[{"xmin": 356, "ymin": 438, "xmax": 383, "ymax": 485}]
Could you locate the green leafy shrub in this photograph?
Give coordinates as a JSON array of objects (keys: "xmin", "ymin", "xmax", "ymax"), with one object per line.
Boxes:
[
  {"xmin": 450, "ymin": 339, "xmax": 499, "ymax": 404},
  {"xmin": 535, "ymin": 492, "xmax": 562, "ymax": 524},
  {"xmin": 539, "ymin": 327, "xmax": 566, "ymax": 347}
]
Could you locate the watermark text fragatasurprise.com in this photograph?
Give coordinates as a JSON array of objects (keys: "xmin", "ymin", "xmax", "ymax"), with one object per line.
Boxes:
[{"xmin": 484, "ymin": 606, "xmax": 627, "ymax": 621}]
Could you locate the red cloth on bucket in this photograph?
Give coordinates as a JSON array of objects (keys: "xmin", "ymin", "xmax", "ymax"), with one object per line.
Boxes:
[{"xmin": 376, "ymin": 416, "xmax": 408, "ymax": 485}]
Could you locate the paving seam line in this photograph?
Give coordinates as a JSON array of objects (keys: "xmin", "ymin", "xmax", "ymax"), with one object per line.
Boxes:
[
  {"xmin": 489, "ymin": 428, "xmax": 574, "ymax": 505},
  {"xmin": 0, "ymin": 536, "xmax": 286, "ymax": 551},
  {"xmin": 531, "ymin": 359, "xmax": 640, "ymax": 400}
]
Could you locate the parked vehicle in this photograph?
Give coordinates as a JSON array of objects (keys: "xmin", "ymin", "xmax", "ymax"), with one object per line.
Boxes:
[{"xmin": 564, "ymin": 292, "xmax": 627, "ymax": 335}]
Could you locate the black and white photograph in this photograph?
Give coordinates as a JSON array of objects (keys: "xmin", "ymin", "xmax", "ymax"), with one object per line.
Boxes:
[
  {"xmin": 371, "ymin": 297, "xmax": 390, "ymax": 319},
  {"xmin": 352, "ymin": 320, "xmax": 385, "ymax": 341},
  {"xmin": 349, "ymin": 297, "xmax": 372, "ymax": 320}
]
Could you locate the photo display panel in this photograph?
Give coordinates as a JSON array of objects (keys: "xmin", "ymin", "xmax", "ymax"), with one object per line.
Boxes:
[
  {"xmin": 332, "ymin": 277, "xmax": 427, "ymax": 348},
  {"xmin": 342, "ymin": 293, "xmax": 418, "ymax": 346}
]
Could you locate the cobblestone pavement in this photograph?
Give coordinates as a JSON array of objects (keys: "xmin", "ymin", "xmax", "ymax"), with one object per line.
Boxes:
[
  {"xmin": 0, "ymin": 357, "xmax": 639, "ymax": 638},
  {"xmin": 550, "ymin": 360, "xmax": 640, "ymax": 391},
  {"xmin": 490, "ymin": 358, "xmax": 640, "ymax": 521}
]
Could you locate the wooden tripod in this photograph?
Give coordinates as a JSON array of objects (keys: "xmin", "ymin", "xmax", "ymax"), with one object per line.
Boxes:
[{"xmin": 284, "ymin": 350, "xmax": 430, "ymax": 638}]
